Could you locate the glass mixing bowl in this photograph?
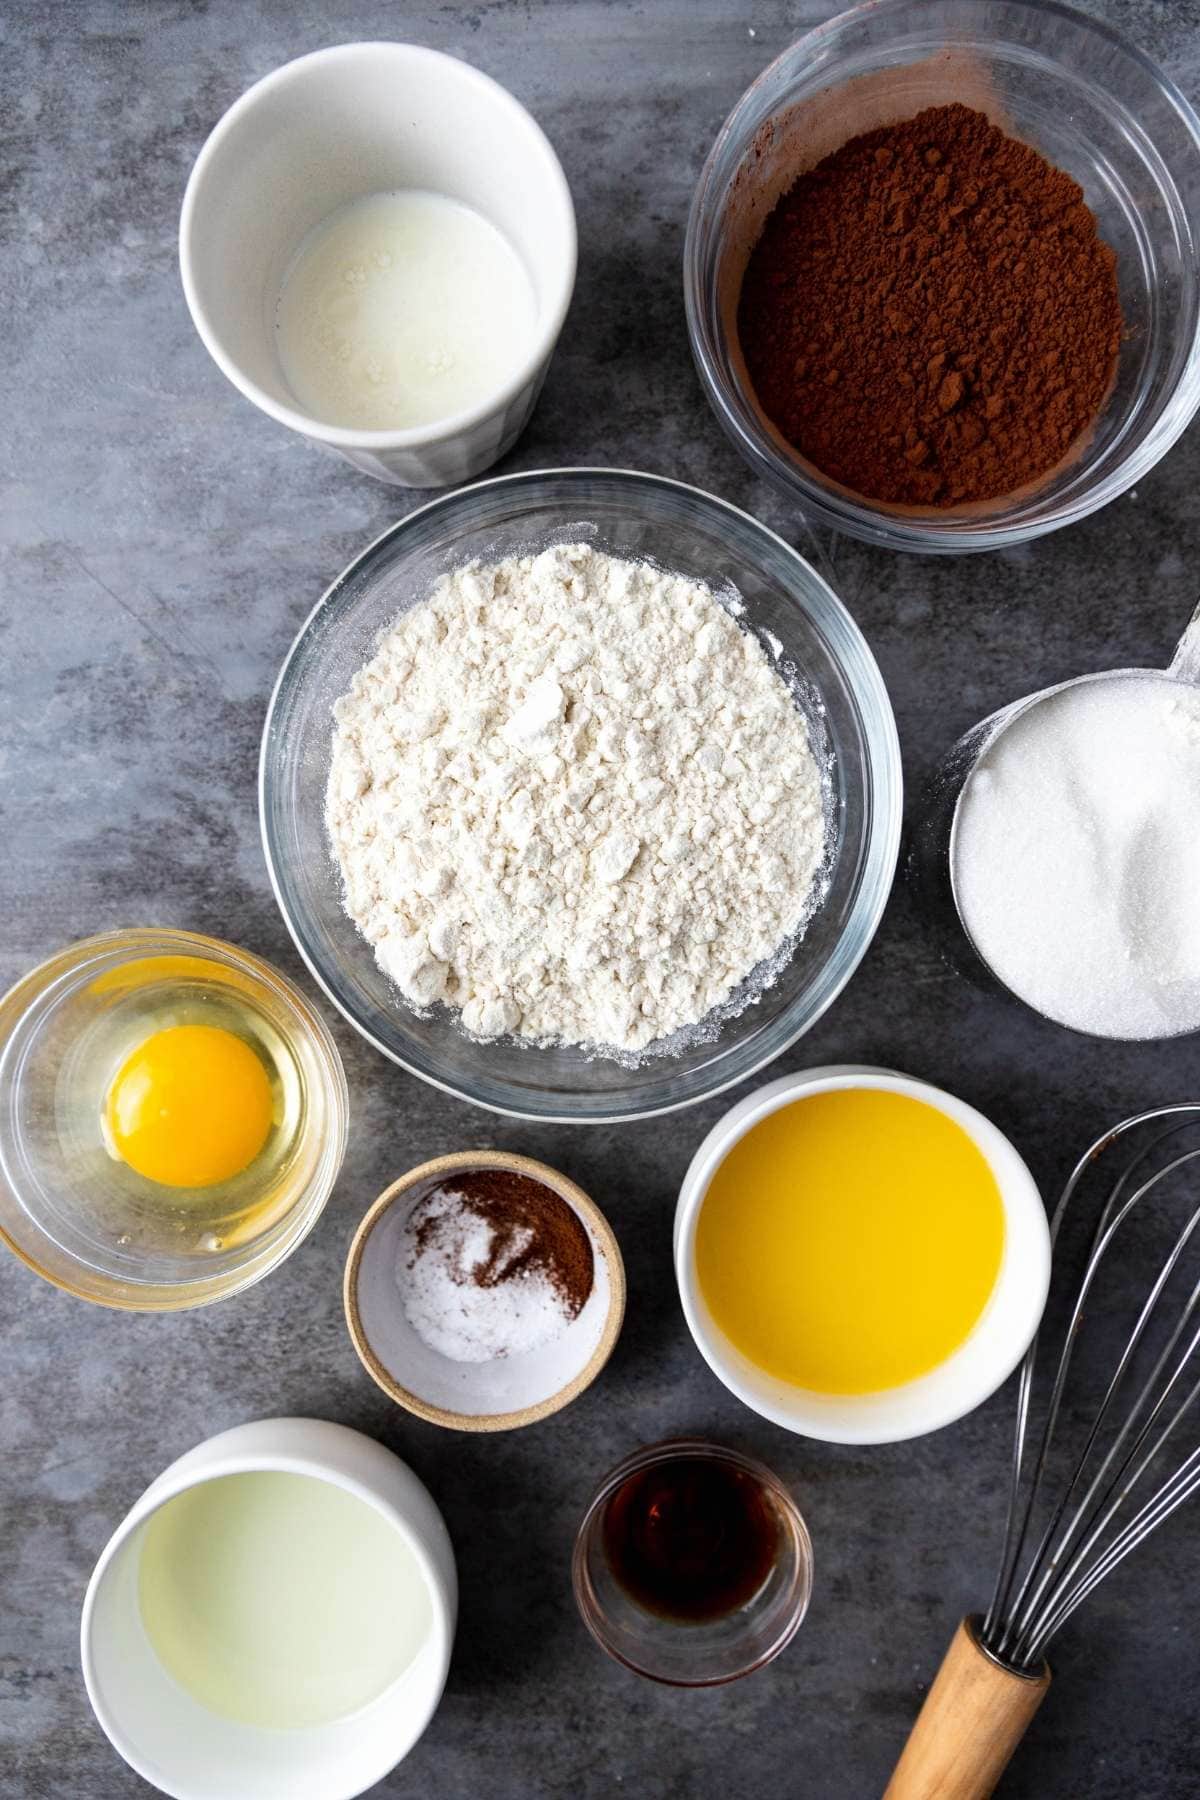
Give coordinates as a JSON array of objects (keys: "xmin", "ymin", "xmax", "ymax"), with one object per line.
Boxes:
[
  {"xmin": 259, "ymin": 469, "xmax": 901, "ymax": 1121},
  {"xmin": 685, "ymin": 0, "xmax": 1200, "ymax": 553},
  {"xmin": 0, "ymin": 930, "xmax": 348, "ymax": 1309}
]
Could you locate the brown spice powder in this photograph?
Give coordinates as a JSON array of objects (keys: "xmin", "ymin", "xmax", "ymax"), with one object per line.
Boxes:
[
  {"xmin": 737, "ymin": 103, "xmax": 1123, "ymax": 507},
  {"xmin": 414, "ymin": 1167, "xmax": 594, "ymax": 1317}
]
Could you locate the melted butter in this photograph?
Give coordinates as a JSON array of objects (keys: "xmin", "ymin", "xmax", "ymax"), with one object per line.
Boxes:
[{"xmin": 695, "ymin": 1088, "xmax": 1005, "ymax": 1394}]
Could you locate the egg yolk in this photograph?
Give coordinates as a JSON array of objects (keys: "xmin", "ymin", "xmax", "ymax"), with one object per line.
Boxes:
[{"xmin": 104, "ymin": 1025, "xmax": 273, "ymax": 1188}]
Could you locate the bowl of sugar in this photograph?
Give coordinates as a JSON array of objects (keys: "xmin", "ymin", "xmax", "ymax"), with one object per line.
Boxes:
[
  {"xmin": 81, "ymin": 1418, "xmax": 456, "ymax": 1800},
  {"xmin": 915, "ymin": 610, "xmax": 1200, "ymax": 1039},
  {"xmin": 180, "ymin": 43, "xmax": 575, "ymax": 487}
]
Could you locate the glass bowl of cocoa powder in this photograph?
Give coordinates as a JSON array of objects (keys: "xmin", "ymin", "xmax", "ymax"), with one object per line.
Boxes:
[{"xmin": 685, "ymin": 0, "xmax": 1200, "ymax": 552}]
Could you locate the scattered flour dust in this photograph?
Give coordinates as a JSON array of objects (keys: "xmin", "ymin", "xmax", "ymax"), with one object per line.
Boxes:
[{"xmin": 325, "ymin": 541, "xmax": 828, "ymax": 1054}]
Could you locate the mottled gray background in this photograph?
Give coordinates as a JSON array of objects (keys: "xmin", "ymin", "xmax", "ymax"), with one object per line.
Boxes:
[{"xmin": 4, "ymin": 1, "xmax": 1200, "ymax": 1795}]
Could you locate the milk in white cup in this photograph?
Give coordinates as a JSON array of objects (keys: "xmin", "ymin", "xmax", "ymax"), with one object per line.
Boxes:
[
  {"xmin": 81, "ymin": 1418, "xmax": 456, "ymax": 1800},
  {"xmin": 180, "ymin": 44, "xmax": 575, "ymax": 487},
  {"xmin": 275, "ymin": 190, "xmax": 539, "ymax": 434}
]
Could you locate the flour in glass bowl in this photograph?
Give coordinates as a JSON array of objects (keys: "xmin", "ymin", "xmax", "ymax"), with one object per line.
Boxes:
[{"xmin": 325, "ymin": 542, "xmax": 829, "ymax": 1055}]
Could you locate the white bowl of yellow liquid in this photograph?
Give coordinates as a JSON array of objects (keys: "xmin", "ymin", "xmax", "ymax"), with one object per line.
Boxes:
[
  {"xmin": 180, "ymin": 43, "xmax": 575, "ymax": 487},
  {"xmin": 675, "ymin": 1066, "xmax": 1050, "ymax": 1444},
  {"xmin": 0, "ymin": 929, "xmax": 347, "ymax": 1309},
  {"xmin": 82, "ymin": 1418, "xmax": 457, "ymax": 1800}
]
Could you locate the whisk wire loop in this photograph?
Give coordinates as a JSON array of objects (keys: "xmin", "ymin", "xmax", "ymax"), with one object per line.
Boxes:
[
  {"xmin": 997, "ymin": 1159, "xmax": 1200, "ymax": 1662},
  {"xmin": 1026, "ymin": 1409, "xmax": 1200, "ymax": 1661},
  {"xmin": 981, "ymin": 1104, "xmax": 1200, "ymax": 1672}
]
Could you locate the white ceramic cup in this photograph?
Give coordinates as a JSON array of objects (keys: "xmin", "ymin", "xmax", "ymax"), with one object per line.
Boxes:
[
  {"xmin": 674, "ymin": 1065, "xmax": 1051, "ymax": 1445},
  {"xmin": 81, "ymin": 1418, "xmax": 457, "ymax": 1800},
  {"xmin": 179, "ymin": 43, "xmax": 576, "ymax": 487}
]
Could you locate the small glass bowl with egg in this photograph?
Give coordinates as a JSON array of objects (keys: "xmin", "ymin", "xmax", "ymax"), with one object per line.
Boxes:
[{"xmin": 0, "ymin": 929, "xmax": 347, "ymax": 1309}]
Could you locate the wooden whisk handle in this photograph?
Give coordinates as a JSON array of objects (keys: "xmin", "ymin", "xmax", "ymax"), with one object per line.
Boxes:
[{"xmin": 883, "ymin": 1616, "xmax": 1051, "ymax": 1800}]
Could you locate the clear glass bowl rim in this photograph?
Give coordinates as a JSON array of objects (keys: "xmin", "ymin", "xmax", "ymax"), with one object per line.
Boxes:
[
  {"xmin": 683, "ymin": 0, "xmax": 1200, "ymax": 554},
  {"xmin": 258, "ymin": 466, "xmax": 903, "ymax": 1122}
]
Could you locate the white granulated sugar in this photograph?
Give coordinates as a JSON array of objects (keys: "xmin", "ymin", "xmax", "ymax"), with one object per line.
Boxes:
[
  {"xmin": 953, "ymin": 674, "xmax": 1200, "ymax": 1039},
  {"xmin": 326, "ymin": 542, "xmax": 827, "ymax": 1052}
]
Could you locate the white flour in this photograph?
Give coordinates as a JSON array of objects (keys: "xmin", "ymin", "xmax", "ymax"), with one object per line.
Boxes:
[{"xmin": 326, "ymin": 541, "xmax": 827, "ymax": 1053}]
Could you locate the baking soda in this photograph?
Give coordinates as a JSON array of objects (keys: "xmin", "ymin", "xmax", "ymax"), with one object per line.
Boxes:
[
  {"xmin": 398, "ymin": 1180, "xmax": 584, "ymax": 1363},
  {"xmin": 952, "ymin": 674, "xmax": 1200, "ymax": 1039}
]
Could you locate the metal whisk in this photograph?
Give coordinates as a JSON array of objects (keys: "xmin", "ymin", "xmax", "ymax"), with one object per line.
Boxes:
[{"xmin": 887, "ymin": 1104, "xmax": 1200, "ymax": 1800}]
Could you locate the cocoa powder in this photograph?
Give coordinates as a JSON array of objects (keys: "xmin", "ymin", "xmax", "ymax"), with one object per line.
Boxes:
[
  {"xmin": 413, "ymin": 1167, "xmax": 594, "ymax": 1317},
  {"xmin": 737, "ymin": 103, "xmax": 1122, "ymax": 507}
]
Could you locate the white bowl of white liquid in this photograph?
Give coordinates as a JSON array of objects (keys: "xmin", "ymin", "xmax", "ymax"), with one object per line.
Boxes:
[
  {"xmin": 180, "ymin": 44, "xmax": 575, "ymax": 487},
  {"xmin": 81, "ymin": 1418, "xmax": 456, "ymax": 1800}
]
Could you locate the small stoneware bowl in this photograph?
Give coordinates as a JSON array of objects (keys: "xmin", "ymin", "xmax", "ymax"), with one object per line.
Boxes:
[
  {"xmin": 180, "ymin": 43, "xmax": 575, "ymax": 487},
  {"xmin": 674, "ymin": 1065, "xmax": 1050, "ymax": 1444},
  {"xmin": 345, "ymin": 1150, "xmax": 625, "ymax": 1431},
  {"xmin": 81, "ymin": 1418, "xmax": 456, "ymax": 1800}
]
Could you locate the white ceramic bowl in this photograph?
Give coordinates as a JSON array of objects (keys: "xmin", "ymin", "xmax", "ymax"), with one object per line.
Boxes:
[
  {"xmin": 81, "ymin": 1418, "xmax": 456, "ymax": 1800},
  {"xmin": 674, "ymin": 1065, "xmax": 1050, "ymax": 1444},
  {"xmin": 180, "ymin": 43, "xmax": 576, "ymax": 487}
]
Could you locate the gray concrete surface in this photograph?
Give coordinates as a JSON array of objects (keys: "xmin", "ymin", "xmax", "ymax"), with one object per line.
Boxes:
[{"xmin": 3, "ymin": 2, "xmax": 1200, "ymax": 1795}]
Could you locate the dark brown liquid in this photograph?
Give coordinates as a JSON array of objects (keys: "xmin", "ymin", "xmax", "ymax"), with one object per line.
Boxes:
[{"xmin": 601, "ymin": 1454, "xmax": 782, "ymax": 1623}]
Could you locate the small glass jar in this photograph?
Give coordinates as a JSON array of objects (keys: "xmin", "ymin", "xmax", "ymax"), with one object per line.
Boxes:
[{"xmin": 572, "ymin": 1439, "xmax": 813, "ymax": 1686}]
